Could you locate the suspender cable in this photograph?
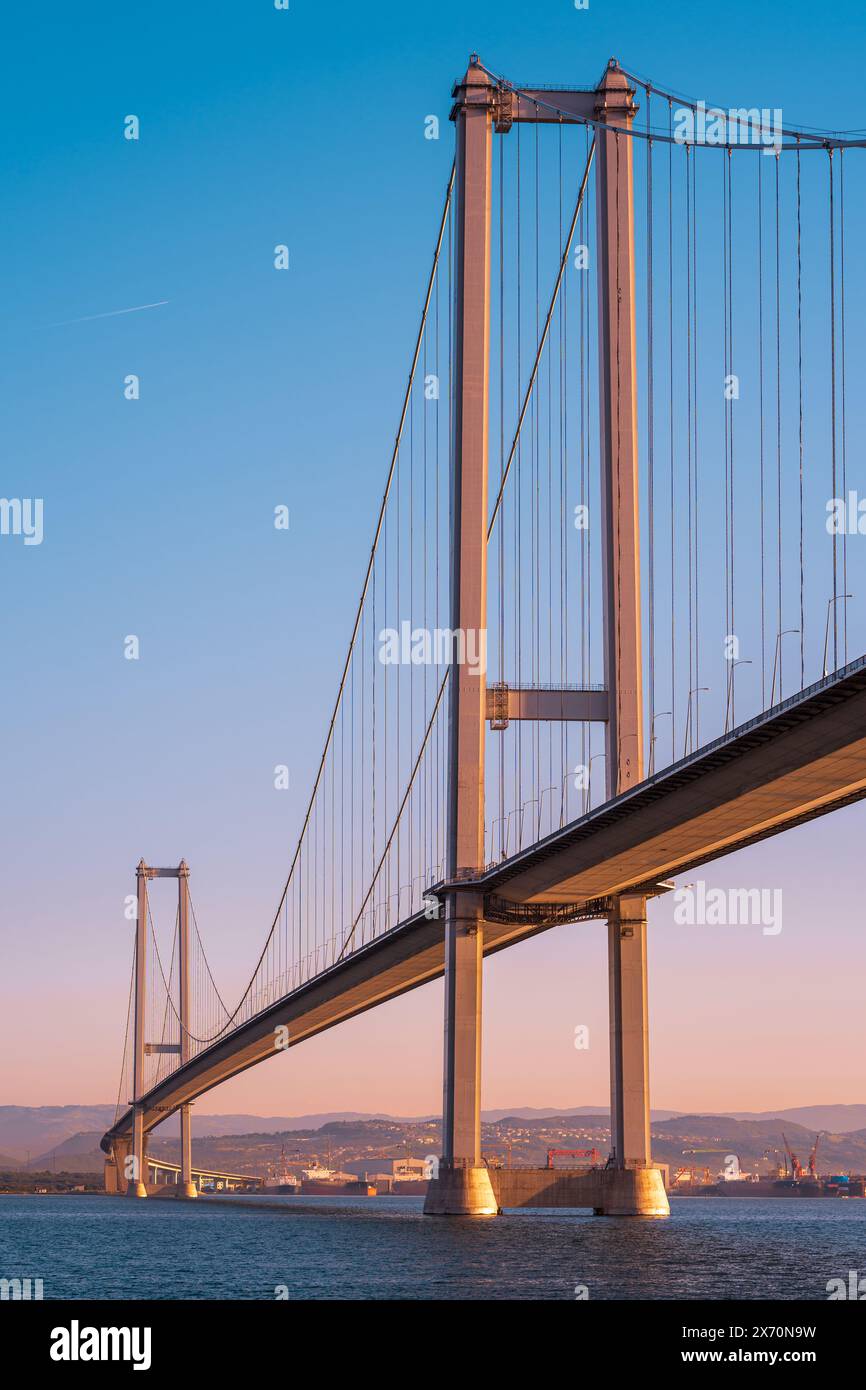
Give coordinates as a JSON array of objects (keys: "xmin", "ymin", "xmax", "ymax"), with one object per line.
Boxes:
[
  {"xmin": 685, "ymin": 143, "xmax": 693, "ymax": 750},
  {"xmin": 668, "ymin": 100, "xmax": 676, "ymax": 760},
  {"xmin": 488, "ymin": 139, "xmax": 596, "ymax": 536},
  {"xmin": 498, "ymin": 124, "xmax": 505, "ymax": 853},
  {"xmin": 775, "ymin": 154, "xmax": 783, "ymax": 697},
  {"xmin": 839, "ymin": 149, "xmax": 848, "ymax": 661},
  {"xmin": 723, "ymin": 150, "xmax": 730, "ymax": 711},
  {"xmin": 796, "ymin": 142, "xmax": 805, "ymax": 689},
  {"xmin": 559, "ymin": 119, "xmax": 567, "ymax": 821},
  {"xmin": 184, "ymin": 169, "xmax": 456, "ymax": 1034},
  {"xmin": 757, "ymin": 156, "xmax": 766, "ymax": 706},
  {"xmin": 646, "ymin": 92, "xmax": 656, "ymax": 767},
  {"xmin": 828, "ymin": 147, "xmax": 838, "ymax": 673},
  {"xmin": 338, "ymin": 671, "xmax": 450, "ymax": 962},
  {"xmin": 727, "ymin": 148, "xmax": 734, "ymax": 725},
  {"xmin": 692, "ymin": 137, "xmax": 700, "ymax": 744}
]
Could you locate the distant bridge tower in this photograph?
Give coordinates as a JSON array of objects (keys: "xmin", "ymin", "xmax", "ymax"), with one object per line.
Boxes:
[
  {"xmin": 424, "ymin": 56, "xmax": 668, "ymax": 1217},
  {"xmin": 121, "ymin": 860, "xmax": 197, "ymax": 1199}
]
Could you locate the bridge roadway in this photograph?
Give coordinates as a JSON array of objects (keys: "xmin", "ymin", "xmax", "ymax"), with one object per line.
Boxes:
[
  {"xmin": 102, "ymin": 654, "xmax": 866, "ymax": 1158},
  {"xmin": 105, "ymin": 1155, "xmax": 262, "ymax": 1195}
]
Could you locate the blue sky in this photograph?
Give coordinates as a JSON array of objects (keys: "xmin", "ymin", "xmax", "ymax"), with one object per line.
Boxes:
[{"xmin": 3, "ymin": 0, "xmax": 866, "ymax": 1116}]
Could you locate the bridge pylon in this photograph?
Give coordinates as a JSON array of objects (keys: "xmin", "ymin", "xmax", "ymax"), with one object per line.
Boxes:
[
  {"xmin": 122, "ymin": 859, "xmax": 197, "ymax": 1199},
  {"xmin": 594, "ymin": 62, "xmax": 667, "ymax": 1216},
  {"xmin": 424, "ymin": 57, "xmax": 498, "ymax": 1217},
  {"xmin": 178, "ymin": 860, "xmax": 197, "ymax": 1199},
  {"xmin": 129, "ymin": 859, "xmax": 149, "ymax": 1198},
  {"xmin": 426, "ymin": 55, "xmax": 668, "ymax": 1218}
]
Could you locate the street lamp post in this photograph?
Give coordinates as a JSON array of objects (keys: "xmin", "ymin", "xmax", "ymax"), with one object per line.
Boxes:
[
  {"xmin": 822, "ymin": 595, "xmax": 853, "ymax": 678},
  {"xmin": 725, "ymin": 660, "xmax": 752, "ymax": 734},
  {"xmin": 683, "ymin": 688, "xmax": 709, "ymax": 758},
  {"xmin": 770, "ymin": 630, "xmax": 799, "ymax": 707}
]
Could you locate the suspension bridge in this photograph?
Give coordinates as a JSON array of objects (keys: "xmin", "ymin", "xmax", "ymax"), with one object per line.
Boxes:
[{"xmin": 102, "ymin": 54, "xmax": 865, "ymax": 1215}]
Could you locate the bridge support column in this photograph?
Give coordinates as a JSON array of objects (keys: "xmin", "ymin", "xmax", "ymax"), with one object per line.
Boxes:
[
  {"xmin": 606, "ymin": 894, "xmax": 668, "ymax": 1216},
  {"xmin": 425, "ymin": 892, "xmax": 497, "ymax": 1215},
  {"xmin": 179, "ymin": 1108, "xmax": 195, "ymax": 1199},
  {"xmin": 594, "ymin": 64, "xmax": 667, "ymax": 1217},
  {"xmin": 105, "ymin": 1138, "xmax": 130, "ymax": 1195},
  {"xmin": 178, "ymin": 862, "xmax": 197, "ymax": 1198},
  {"xmin": 424, "ymin": 56, "xmax": 497, "ymax": 1218},
  {"xmin": 128, "ymin": 860, "xmax": 148, "ymax": 1197}
]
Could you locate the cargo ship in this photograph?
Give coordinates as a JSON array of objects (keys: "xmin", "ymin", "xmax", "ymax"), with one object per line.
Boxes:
[
  {"xmin": 672, "ymin": 1175, "xmax": 864, "ymax": 1198},
  {"xmin": 263, "ymin": 1147, "xmax": 300, "ymax": 1194},
  {"xmin": 389, "ymin": 1179, "xmax": 429, "ymax": 1196},
  {"xmin": 299, "ymin": 1165, "xmax": 376, "ymax": 1196}
]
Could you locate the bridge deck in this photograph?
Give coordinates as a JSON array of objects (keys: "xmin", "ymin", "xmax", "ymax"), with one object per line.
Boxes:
[{"xmin": 103, "ymin": 657, "xmax": 866, "ymax": 1154}]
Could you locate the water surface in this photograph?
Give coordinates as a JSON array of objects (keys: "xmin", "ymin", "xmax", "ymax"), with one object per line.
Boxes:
[{"xmin": 1, "ymin": 1194, "xmax": 863, "ymax": 1300}]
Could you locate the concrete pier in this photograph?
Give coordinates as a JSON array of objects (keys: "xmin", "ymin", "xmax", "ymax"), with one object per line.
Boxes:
[
  {"xmin": 424, "ymin": 1162, "xmax": 499, "ymax": 1216},
  {"xmin": 490, "ymin": 1166, "xmax": 669, "ymax": 1216}
]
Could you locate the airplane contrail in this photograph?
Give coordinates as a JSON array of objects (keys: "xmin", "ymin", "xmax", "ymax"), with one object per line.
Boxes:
[{"xmin": 49, "ymin": 300, "xmax": 170, "ymax": 327}]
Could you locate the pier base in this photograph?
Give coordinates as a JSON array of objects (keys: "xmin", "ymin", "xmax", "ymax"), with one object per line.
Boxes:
[
  {"xmin": 423, "ymin": 1164, "xmax": 499, "ymax": 1216},
  {"xmin": 489, "ymin": 1165, "xmax": 669, "ymax": 1216},
  {"xmin": 148, "ymin": 1183, "xmax": 197, "ymax": 1199},
  {"xmin": 595, "ymin": 1167, "xmax": 669, "ymax": 1217}
]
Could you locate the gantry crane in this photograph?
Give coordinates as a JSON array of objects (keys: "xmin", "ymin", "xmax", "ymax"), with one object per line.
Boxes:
[
  {"xmin": 781, "ymin": 1134, "xmax": 803, "ymax": 1179},
  {"xmin": 807, "ymin": 1132, "xmax": 824, "ymax": 1178}
]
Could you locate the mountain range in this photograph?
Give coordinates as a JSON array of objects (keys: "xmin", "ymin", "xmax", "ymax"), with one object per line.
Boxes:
[{"xmin": 4, "ymin": 1102, "xmax": 866, "ymax": 1167}]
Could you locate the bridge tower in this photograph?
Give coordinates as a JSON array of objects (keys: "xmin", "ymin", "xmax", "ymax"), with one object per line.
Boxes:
[
  {"xmin": 124, "ymin": 860, "xmax": 197, "ymax": 1199},
  {"xmin": 423, "ymin": 58, "xmax": 498, "ymax": 1217},
  {"xmin": 128, "ymin": 859, "xmax": 149, "ymax": 1197},
  {"xmin": 594, "ymin": 65, "xmax": 665, "ymax": 1211},
  {"xmin": 177, "ymin": 861, "xmax": 197, "ymax": 1199},
  {"xmin": 425, "ymin": 56, "xmax": 667, "ymax": 1217}
]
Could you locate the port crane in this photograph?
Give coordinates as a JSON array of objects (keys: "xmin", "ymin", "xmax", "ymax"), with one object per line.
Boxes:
[
  {"xmin": 762, "ymin": 1147, "xmax": 786, "ymax": 1178},
  {"xmin": 781, "ymin": 1134, "xmax": 803, "ymax": 1179}
]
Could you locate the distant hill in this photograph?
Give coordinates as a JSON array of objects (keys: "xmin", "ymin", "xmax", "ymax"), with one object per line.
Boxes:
[
  {"xmin": 11, "ymin": 1111, "xmax": 866, "ymax": 1182},
  {"xmin": 0, "ymin": 1104, "xmax": 684, "ymax": 1156},
  {"xmin": 0, "ymin": 1107, "xmax": 119, "ymax": 1159},
  {"xmin": 0, "ymin": 1107, "xmax": 438, "ymax": 1156},
  {"xmin": 728, "ymin": 1105, "xmax": 866, "ymax": 1132},
  {"xmin": 29, "ymin": 1131, "xmax": 107, "ymax": 1174},
  {"xmin": 3, "ymin": 1102, "xmax": 866, "ymax": 1159},
  {"xmin": 479, "ymin": 1106, "xmax": 683, "ymax": 1122},
  {"xmin": 138, "ymin": 1112, "xmax": 866, "ymax": 1180}
]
